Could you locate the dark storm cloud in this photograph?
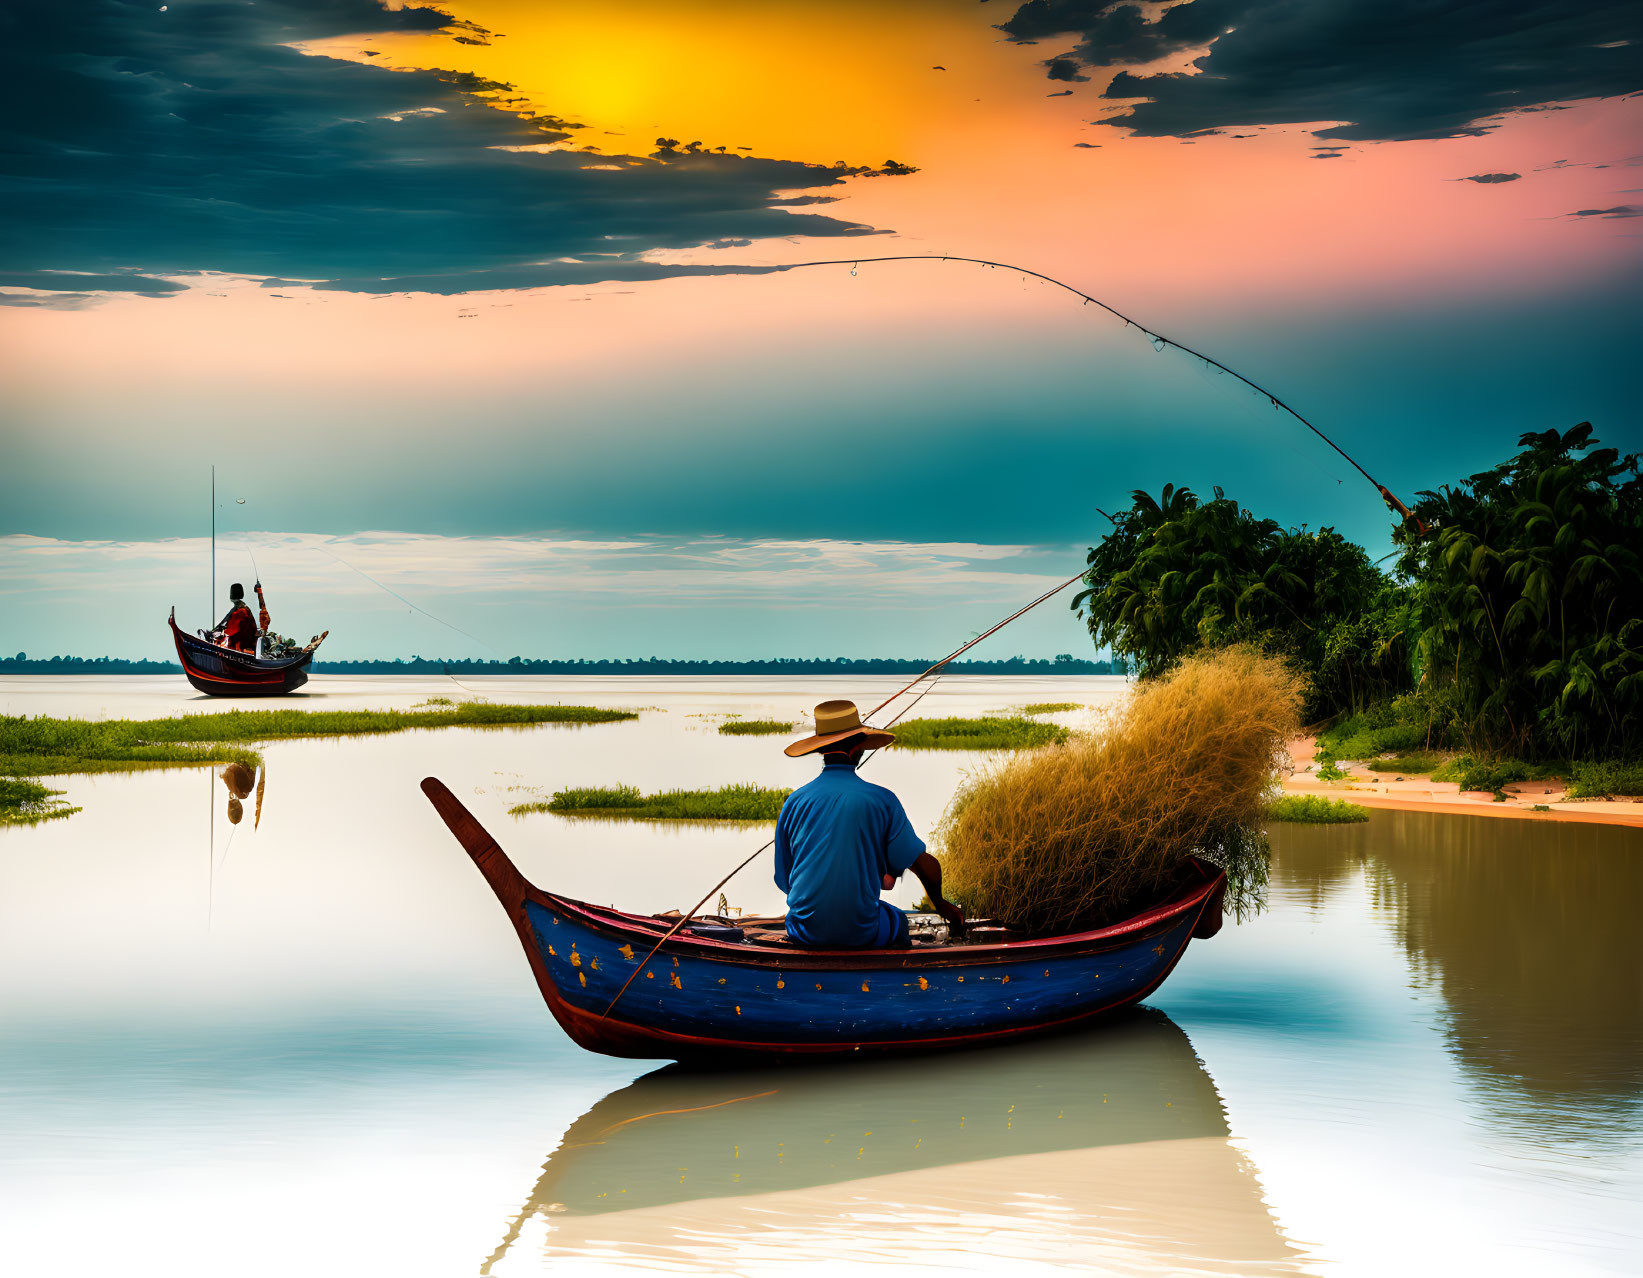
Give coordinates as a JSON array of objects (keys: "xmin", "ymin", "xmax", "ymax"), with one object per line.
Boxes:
[
  {"xmin": 997, "ymin": 0, "xmax": 1643, "ymax": 142},
  {"xmin": 280, "ymin": 259, "xmax": 796, "ymax": 295},
  {"xmin": 1459, "ymin": 173, "xmax": 1522, "ymax": 184},
  {"xmin": 1570, "ymin": 205, "xmax": 1643, "ymax": 218},
  {"xmin": 0, "ymin": 1, "xmax": 893, "ymax": 298}
]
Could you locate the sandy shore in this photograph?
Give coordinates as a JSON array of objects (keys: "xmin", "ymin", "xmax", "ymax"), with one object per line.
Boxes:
[{"xmin": 1282, "ymin": 736, "xmax": 1643, "ymax": 829}]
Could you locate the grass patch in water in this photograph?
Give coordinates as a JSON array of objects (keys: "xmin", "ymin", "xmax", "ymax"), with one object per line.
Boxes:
[
  {"xmin": 718, "ymin": 719, "xmax": 794, "ymax": 736},
  {"xmin": 1020, "ymin": 702, "xmax": 1081, "ymax": 715},
  {"xmin": 0, "ymin": 703, "xmax": 636, "ymax": 779},
  {"xmin": 0, "ymin": 777, "xmax": 81, "ymax": 826},
  {"xmin": 1269, "ymin": 794, "xmax": 1370, "ymax": 824},
  {"xmin": 890, "ymin": 716, "xmax": 1069, "ymax": 752},
  {"xmin": 514, "ymin": 783, "xmax": 790, "ymax": 821}
]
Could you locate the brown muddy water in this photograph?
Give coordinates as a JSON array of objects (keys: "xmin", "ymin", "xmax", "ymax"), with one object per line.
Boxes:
[{"xmin": 1, "ymin": 676, "xmax": 1639, "ymax": 1276}]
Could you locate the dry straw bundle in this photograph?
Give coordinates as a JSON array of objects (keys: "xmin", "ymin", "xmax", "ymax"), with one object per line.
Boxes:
[{"xmin": 938, "ymin": 647, "xmax": 1302, "ymax": 935}]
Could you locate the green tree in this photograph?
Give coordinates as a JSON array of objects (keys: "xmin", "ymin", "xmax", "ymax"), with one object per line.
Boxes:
[
  {"xmin": 1074, "ymin": 484, "xmax": 1409, "ymax": 718},
  {"xmin": 1395, "ymin": 423, "xmax": 1641, "ymax": 759}
]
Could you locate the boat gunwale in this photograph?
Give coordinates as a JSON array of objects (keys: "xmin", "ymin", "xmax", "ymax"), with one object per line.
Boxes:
[
  {"xmin": 526, "ymin": 870, "xmax": 1222, "ymax": 972},
  {"xmin": 168, "ymin": 613, "xmax": 319, "ymax": 675}
]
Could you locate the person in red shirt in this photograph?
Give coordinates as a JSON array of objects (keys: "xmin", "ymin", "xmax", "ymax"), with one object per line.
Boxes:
[{"xmin": 216, "ymin": 583, "xmax": 258, "ymax": 652}]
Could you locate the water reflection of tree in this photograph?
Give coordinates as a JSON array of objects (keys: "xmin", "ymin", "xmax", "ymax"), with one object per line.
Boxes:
[{"xmin": 1273, "ymin": 813, "xmax": 1643, "ymax": 1140}]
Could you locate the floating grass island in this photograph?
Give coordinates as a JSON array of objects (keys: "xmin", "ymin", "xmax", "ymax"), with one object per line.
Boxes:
[
  {"xmin": 1269, "ymin": 795, "xmax": 1370, "ymax": 824},
  {"xmin": 1020, "ymin": 702, "xmax": 1082, "ymax": 715},
  {"xmin": 514, "ymin": 783, "xmax": 790, "ymax": 821},
  {"xmin": 0, "ymin": 704, "xmax": 638, "ymax": 822},
  {"xmin": 890, "ymin": 716, "xmax": 1069, "ymax": 752},
  {"xmin": 718, "ymin": 720, "xmax": 794, "ymax": 736}
]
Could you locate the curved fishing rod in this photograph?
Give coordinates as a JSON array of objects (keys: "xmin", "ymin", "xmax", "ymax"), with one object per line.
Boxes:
[{"xmin": 760, "ymin": 254, "xmax": 1424, "ymax": 530}]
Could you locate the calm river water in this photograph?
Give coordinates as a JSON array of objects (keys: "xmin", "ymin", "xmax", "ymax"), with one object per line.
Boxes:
[{"xmin": 2, "ymin": 676, "xmax": 1639, "ymax": 1276}]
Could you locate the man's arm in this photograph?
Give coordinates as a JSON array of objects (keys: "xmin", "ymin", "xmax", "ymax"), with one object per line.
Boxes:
[{"xmin": 907, "ymin": 852, "xmax": 964, "ymax": 931}]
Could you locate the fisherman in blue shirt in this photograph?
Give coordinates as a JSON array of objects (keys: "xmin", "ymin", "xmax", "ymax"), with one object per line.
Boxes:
[{"xmin": 775, "ymin": 700, "xmax": 965, "ymax": 948}]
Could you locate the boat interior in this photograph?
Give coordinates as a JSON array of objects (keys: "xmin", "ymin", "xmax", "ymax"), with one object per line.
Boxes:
[{"xmin": 652, "ymin": 911, "xmax": 1016, "ymax": 948}]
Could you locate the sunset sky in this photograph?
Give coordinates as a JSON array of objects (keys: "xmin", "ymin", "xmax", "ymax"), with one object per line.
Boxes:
[{"xmin": 3, "ymin": 0, "xmax": 1639, "ymax": 659}]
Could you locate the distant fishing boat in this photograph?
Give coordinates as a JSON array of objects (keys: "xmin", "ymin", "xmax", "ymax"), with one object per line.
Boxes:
[
  {"xmin": 169, "ymin": 465, "xmax": 327, "ymax": 697},
  {"xmin": 423, "ymin": 778, "xmax": 1226, "ymax": 1062},
  {"xmin": 167, "ymin": 608, "xmax": 321, "ymax": 697}
]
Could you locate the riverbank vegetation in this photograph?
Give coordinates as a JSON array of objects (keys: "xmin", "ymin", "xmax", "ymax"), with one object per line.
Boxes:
[
  {"xmin": 1365, "ymin": 755, "xmax": 1440, "ymax": 774},
  {"xmin": 938, "ymin": 648, "xmax": 1300, "ymax": 934},
  {"xmin": 515, "ymin": 783, "xmax": 789, "ymax": 821},
  {"xmin": 718, "ymin": 719, "xmax": 794, "ymax": 736},
  {"xmin": 1021, "ymin": 702, "xmax": 1082, "ymax": 715},
  {"xmin": 890, "ymin": 716, "xmax": 1069, "ymax": 751},
  {"xmin": 1076, "ymin": 424, "xmax": 1640, "ymax": 792},
  {"xmin": 1565, "ymin": 760, "xmax": 1643, "ymax": 799},
  {"xmin": 1269, "ymin": 795, "xmax": 1370, "ymax": 824}
]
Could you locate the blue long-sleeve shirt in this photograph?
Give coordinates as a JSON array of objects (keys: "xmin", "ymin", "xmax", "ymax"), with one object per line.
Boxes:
[{"xmin": 774, "ymin": 762, "xmax": 926, "ymax": 947}]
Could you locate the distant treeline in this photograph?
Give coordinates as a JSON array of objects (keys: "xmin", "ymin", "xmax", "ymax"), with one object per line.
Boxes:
[
  {"xmin": 3, "ymin": 655, "xmax": 183, "ymax": 674},
  {"xmin": 312, "ymin": 655, "xmax": 1123, "ymax": 675},
  {"xmin": 4, "ymin": 653, "xmax": 1123, "ymax": 676}
]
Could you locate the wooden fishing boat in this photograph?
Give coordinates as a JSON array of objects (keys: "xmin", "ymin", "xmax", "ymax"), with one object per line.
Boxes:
[
  {"xmin": 167, "ymin": 609, "xmax": 322, "ymax": 697},
  {"xmin": 424, "ymin": 778, "xmax": 1227, "ymax": 1062}
]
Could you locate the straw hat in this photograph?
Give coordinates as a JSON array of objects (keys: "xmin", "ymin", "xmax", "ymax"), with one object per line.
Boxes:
[{"xmin": 785, "ymin": 699, "xmax": 895, "ymax": 758}]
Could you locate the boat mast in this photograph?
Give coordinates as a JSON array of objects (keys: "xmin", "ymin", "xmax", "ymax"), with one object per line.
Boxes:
[{"xmin": 210, "ymin": 464, "xmax": 215, "ymax": 622}]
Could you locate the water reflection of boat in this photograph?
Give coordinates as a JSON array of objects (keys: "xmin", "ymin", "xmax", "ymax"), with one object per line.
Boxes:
[
  {"xmin": 485, "ymin": 1011, "xmax": 1300, "ymax": 1274},
  {"xmin": 168, "ymin": 610, "xmax": 321, "ymax": 697},
  {"xmin": 423, "ymin": 780, "xmax": 1227, "ymax": 1062}
]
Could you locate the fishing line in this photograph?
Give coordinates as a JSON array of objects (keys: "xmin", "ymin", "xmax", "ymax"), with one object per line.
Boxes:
[
  {"xmin": 217, "ymin": 822, "xmax": 239, "ymax": 874},
  {"xmin": 760, "ymin": 254, "xmax": 1421, "ymax": 527},
  {"xmin": 441, "ymin": 664, "xmax": 490, "ymax": 698},
  {"xmin": 312, "ymin": 542, "xmax": 506, "ymax": 656}
]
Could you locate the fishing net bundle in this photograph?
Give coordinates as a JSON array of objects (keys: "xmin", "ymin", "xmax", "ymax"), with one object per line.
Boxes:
[
  {"xmin": 936, "ymin": 647, "xmax": 1302, "ymax": 935},
  {"xmin": 260, "ymin": 632, "xmax": 302, "ymax": 658}
]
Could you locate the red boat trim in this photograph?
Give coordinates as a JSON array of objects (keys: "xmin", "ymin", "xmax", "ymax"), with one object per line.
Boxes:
[{"xmin": 169, "ymin": 614, "xmax": 315, "ymax": 680}]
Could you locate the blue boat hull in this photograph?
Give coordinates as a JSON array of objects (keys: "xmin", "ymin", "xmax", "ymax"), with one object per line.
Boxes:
[
  {"xmin": 423, "ymin": 777, "xmax": 1225, "ymax": 1062},
  {"xmin": 524, "ymin": 896, "xmax": 1206, "ymax": 1057}
]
